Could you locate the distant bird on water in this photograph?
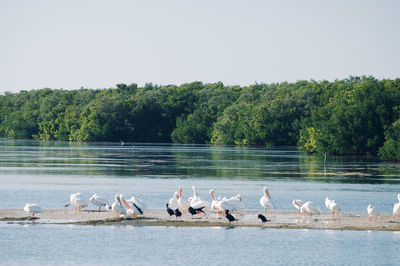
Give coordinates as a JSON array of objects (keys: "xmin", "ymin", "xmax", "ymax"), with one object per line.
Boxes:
[
  {"xmin": 166, "ymin": 203, "xmax": 174, "ymax": 216},
  {"xmin": 258, "ymin": 214, "xmax": 270, "ymax": 223},
  {"xmin": 174, "ymin": 209, "xmax": 182, "ymax": 218},
  {"xmin": 24, "ymin": 203, "xmax": 43, "ymax": 217},
  {"xmin": 225, "ymin": 209, "xmax": 236, "ymax": 223}
]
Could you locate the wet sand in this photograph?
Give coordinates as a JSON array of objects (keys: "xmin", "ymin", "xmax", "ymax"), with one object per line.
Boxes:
[{"xmin": 1, "ymin": 208, "xmax": 400, "ymax": 231}]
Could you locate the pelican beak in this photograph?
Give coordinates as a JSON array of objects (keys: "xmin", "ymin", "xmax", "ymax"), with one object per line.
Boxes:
[
  {"xmin": 121, "ymin": 197, "xmax": 132, "ymax": 209},
  {"xmin": 117, "ymin": 197, "xmax": 122, "ymax": 206},
  {"xmin": 265, "ymin": 189, "xmax": 271, "ymax": 199}
]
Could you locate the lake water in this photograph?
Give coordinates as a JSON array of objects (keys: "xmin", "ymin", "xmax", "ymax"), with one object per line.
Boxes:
[{"xmin": 1, "ymin": 139, "xmax": 400, "ymax": 265}]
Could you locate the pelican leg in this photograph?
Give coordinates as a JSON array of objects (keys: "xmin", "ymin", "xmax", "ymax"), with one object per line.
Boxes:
[
  {"xmin": 132, "ymin": 213, "xmax": 137, "ymax": 218},
  {"xmin": 98, "ymin": 206, "xmax": 101, "ymax": 212},
  {"xmin": 368, "ymin": 216, "xmax": 372, "ymax": 223}
]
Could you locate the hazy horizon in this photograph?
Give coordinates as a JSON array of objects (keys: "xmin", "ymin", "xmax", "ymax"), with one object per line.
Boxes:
[{"xmin": 1, "ymin": 0, "xmax": 399, "ymax": 93}]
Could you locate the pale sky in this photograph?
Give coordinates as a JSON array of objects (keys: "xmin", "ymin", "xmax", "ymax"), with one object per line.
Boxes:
[{"xmin": 0, "ymin": 0, "xmax": 399, "ymax": 93}]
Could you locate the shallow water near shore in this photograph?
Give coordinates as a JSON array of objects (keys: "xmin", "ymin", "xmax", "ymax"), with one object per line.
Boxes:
[
  {"xmin": 1, "ymin": 139, "xmax": 400, "ymax": 264},
  {"xmin": 2, "ymin": 223, "xmax": 400, "ymax": 265}
]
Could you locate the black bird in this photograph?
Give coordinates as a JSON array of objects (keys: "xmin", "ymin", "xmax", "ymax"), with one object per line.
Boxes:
[
  {"xmin": 166, "ymin": 203, "xmax": 174, "ymax": 216},
  {"xmin": 188, "ymin": 206, "xmax": 206, "ymax": 216},
  {"xmin": 174, "ymin": 209, "xmax": 182, "ymax": 218},
  {"xmin": 258, "ymin": 214, "xmax": 270, "ymax": 223},
  {"xmin": 225, "ymin": 209, "xmax": 236, "ymax": 223}
]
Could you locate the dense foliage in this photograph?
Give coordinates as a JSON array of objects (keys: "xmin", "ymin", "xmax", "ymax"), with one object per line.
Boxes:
[{"xmin": 1, "ymin": 77, "xmax": 400, "ymax": 160}]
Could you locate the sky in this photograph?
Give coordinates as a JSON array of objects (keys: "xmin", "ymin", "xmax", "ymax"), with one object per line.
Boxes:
[{"xmin": 0, "ymin": 0, "xmax": 399, "ymax": 93}]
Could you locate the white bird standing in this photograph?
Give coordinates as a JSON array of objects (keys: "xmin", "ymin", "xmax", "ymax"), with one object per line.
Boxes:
[
  {"xmin": 300, "ymin": 201, "xmax": 320, "ymax": 217},
  {"xmin": 260, "ymin": 186, "xmax": 275, "ymax": 215},
  {"xmin": 217, "ymin": 194, "xmax": 244, "ymax": 214},
  {"xmin": 24, "ymin": 203, "xmax": 43, "ymax": 217},
  {"xmin": 89, "ymin": 193, "xmax": 110, "ymax": 212},
  {"xmin": 209, "ymin": 189, "xmax": 223, "ymax": 215},
  {"xmin": 367, "ymin": 204, "xmax": 379, "ymax": 223},
  {"xmin": 168, "ymin": 192, "xmax": 180, "ymax": 210},
  {"xmin": 393, "ymin": 202, "xmax": 400, "ymax": 219},
  {"xmin": 126, "ymin": 196, "xmax": 146, "ymax": 217},
  {"xmin": 292, "ymin": 199, "xmax": 304, "ymax": 213},
  {"xmin": 70, "ymin": 192, "xmax": 88, "ymax": 211},
  {"xmin": 177, "ymin": 186, "xmax": 189, "ymax": 213},
  {"xmin": 325, "ymin": 198, "xmax": 341, "ymax": 218},
  {"xmin": 111, "ymin": 194, "xmax": 126, "ymax": 217},
  {"xmin": 189, "ymin": 186, "xmax": 210, "ymax": 209}
]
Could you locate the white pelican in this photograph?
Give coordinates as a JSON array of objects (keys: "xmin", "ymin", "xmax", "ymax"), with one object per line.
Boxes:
[
  {"xmin": 367, "ymin": 204, "xmax": 379, "ymax": 223},
  {"xmin": 24, "ymin": 203, "xmax": 43, "ymax": 217},
  {"xmin": 292, "ymin": 199, "xmax": 304, "ymax": 213},
  {"xmin": 260, "ymin": 186, "xmax": 275, "ymax": 215},
  {"xmin": 70, "ymin": 192, "xmax": 88, "ymax": 211},
  {"xmin": 300, "ymin": 201, "xmax": 320, "ymax": 217},
  {"xmin": 325, "ymin": 198, "xmax": 341, "ymax": 218},
  {"xmin": 126, "ymin": 196, "xmax": 146, "ymax": 217},
  {"xmin": 177, "ymin": 186, "xmax": 189, "ymax": 213},
  {"xmin": 393, "ymin": 202, "xmax": 400, "ymax": 219},
  {"xmin": 189, "ymin": 186, "xmax": 210, "ymax": 210},
  {"xmin": 216, "ymin": 194, "xmax": 245, "ymax": 214},
  {"xmin": 111, "ymin": 194, "xmax": 126, "ymax": 217},
  {"xmin": 168, "ymin": 192, "xmax": 180, "ymax": 210},
  {"xmin": 89, "ymin": 193, "xmax": 110, "ymax": 212},
  {"xmin": 209, "ymin": 189, "xmax": 223, "ymax": 215}
]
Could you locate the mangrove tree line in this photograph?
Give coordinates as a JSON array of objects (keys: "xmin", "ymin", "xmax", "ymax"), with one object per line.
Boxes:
[{"xmin": 1, "ymin": 76, "xmax": 400, "ymax": 160}]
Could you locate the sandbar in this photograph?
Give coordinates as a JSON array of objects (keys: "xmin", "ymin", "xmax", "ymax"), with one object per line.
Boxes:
[{"xmin": 1, "ymin": 209, "xmax": 400, "ymax": 231}]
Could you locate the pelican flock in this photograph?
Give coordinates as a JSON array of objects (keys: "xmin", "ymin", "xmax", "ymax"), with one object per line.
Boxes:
[{"xmin": 21, "ymin": 187, "xmax": 400, "ymax": 225}]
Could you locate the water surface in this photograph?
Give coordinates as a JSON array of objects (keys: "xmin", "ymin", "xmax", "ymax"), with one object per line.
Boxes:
[{"xmin": 1, "ymin": 139, "xmax": 400, "ymax": 265}]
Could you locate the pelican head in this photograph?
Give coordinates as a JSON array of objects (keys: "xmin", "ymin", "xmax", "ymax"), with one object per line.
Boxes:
[
  {"xmin": 209, "ymin": 189, "xmax": 216, "ymax": 200},
  {"xmin": 174, "ymin": 191, "xmax": 179, "ymax": 199},
  {"xmin": 188, "ymin": 197, "xmax": 193, "ymax": 204},
  {"xmin": 263, "ymin": 187, "xmax": 271, "ymax": 199}
]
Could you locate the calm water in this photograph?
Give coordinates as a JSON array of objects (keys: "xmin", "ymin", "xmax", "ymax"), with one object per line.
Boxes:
[{"xmin": 1, "ymin": 139, "xmax": 400, "ymax": 265}]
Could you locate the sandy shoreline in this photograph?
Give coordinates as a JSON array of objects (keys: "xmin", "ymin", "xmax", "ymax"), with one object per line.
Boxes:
[{"xmin": 2, "ymin": 208, "xmax": 400, "ymax": 231}]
